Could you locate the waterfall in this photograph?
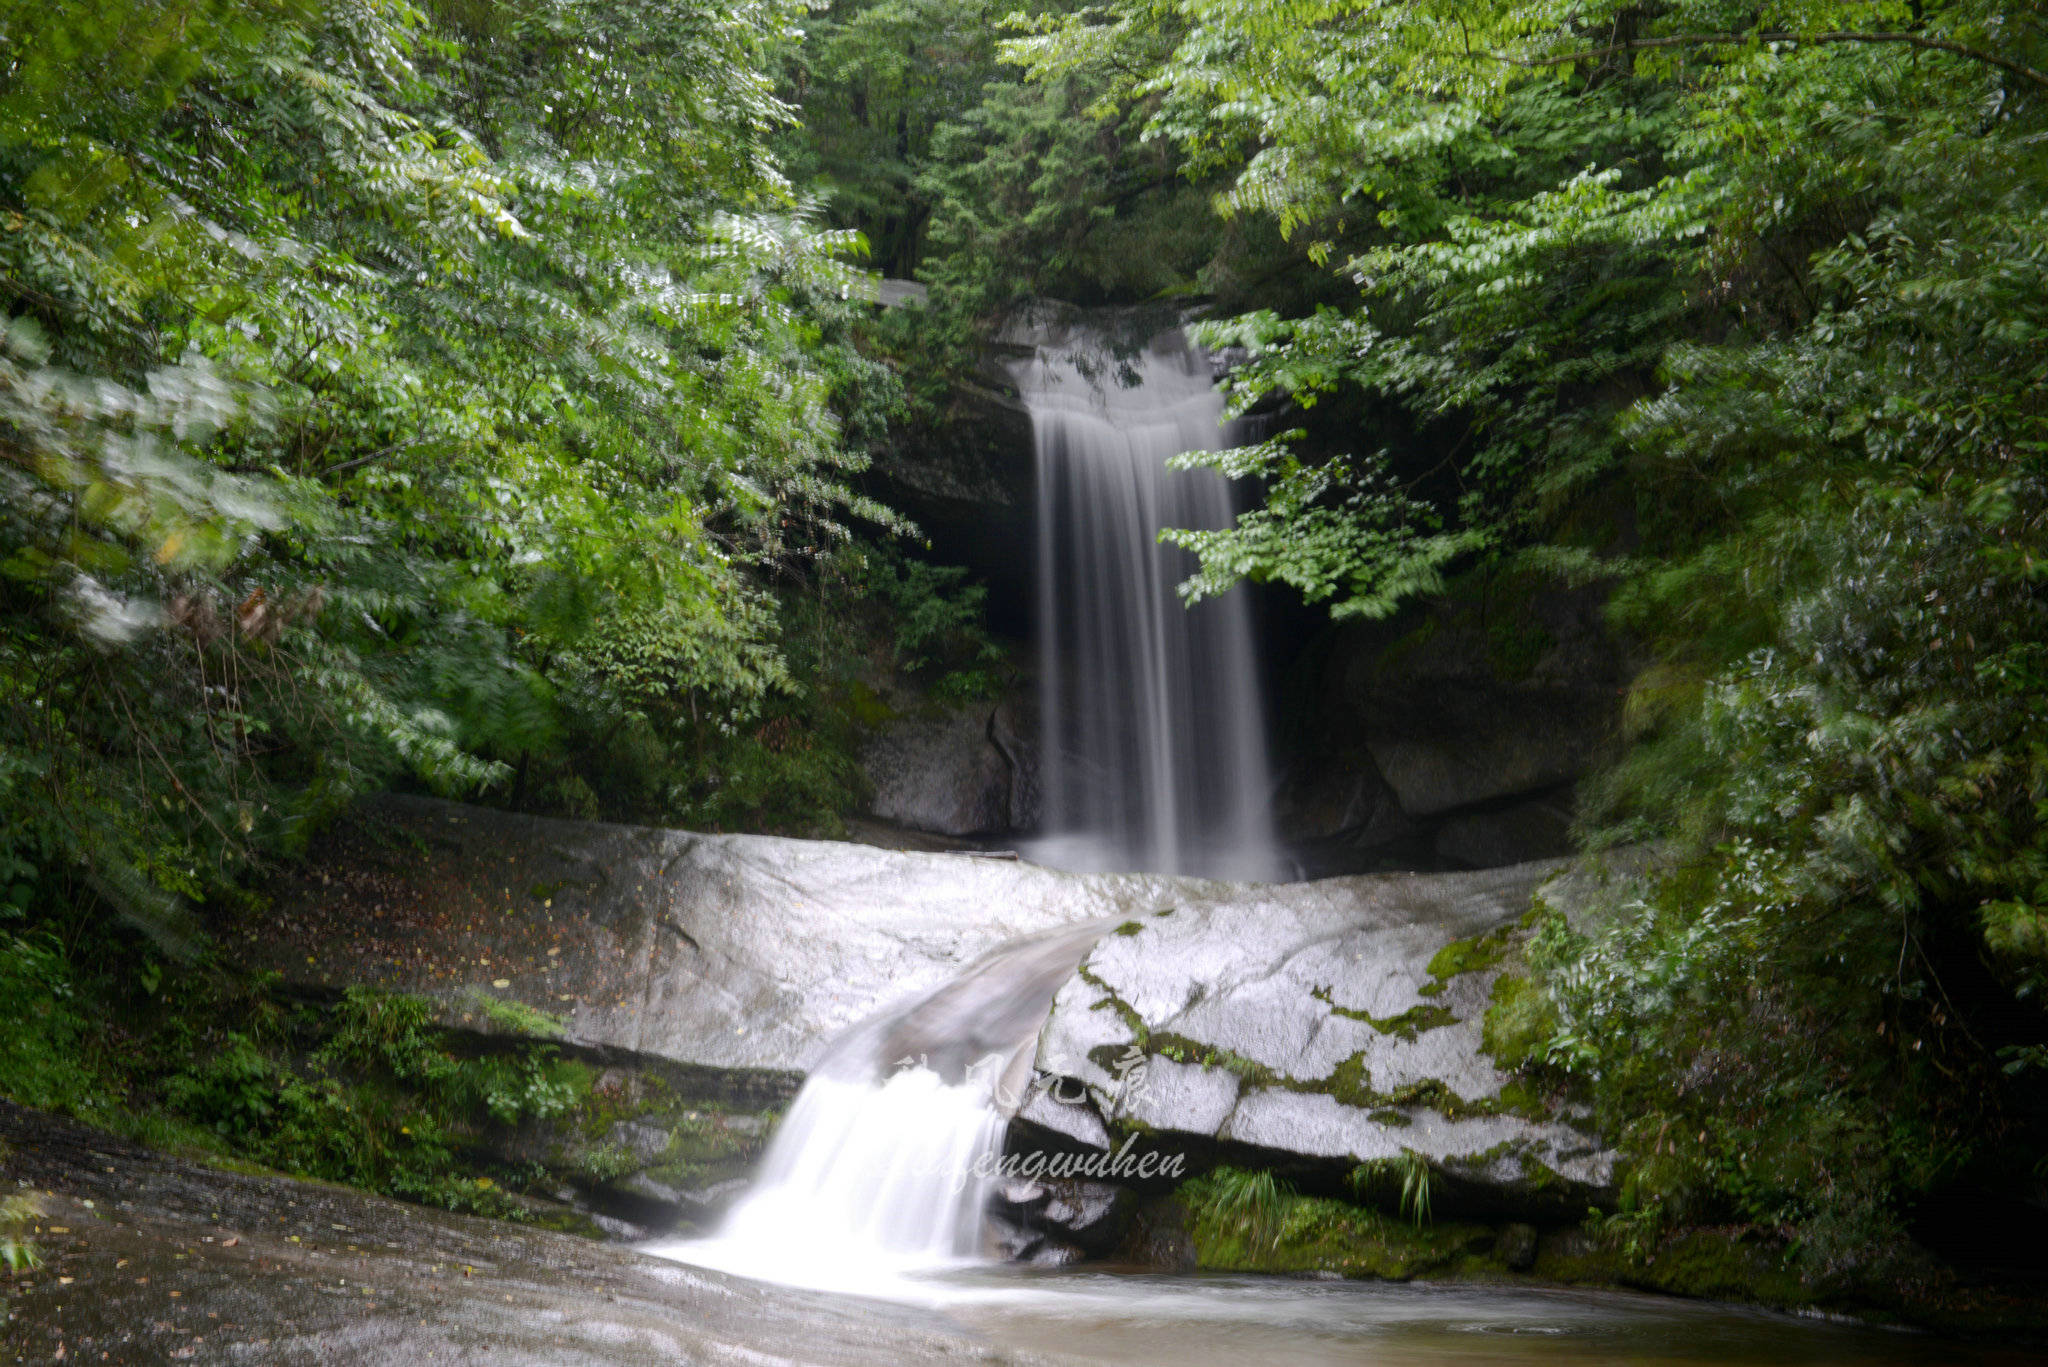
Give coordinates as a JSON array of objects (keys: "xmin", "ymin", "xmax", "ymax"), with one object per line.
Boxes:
[
  {"xmin": 646, "ymin": 313, "xmax": 1281, "ymax": 1295},
  {"xmin": 1014, "ymin": 317, "xmax": 1281, "ymax": 882},
  {"xmin": 649, "ymin": 920, "xmax": 1107, "ymax": 1291}
]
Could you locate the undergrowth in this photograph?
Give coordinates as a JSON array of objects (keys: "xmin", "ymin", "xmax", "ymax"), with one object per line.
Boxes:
[{"xmin": 0, "ymin": 930, "xmax": 602, "ymax": 1224}]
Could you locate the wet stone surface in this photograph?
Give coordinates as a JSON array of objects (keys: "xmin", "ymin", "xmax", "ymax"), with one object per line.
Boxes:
[{"xmin": 0, "ymin": 1102, "xmax": 1071, "ymax": 1366}]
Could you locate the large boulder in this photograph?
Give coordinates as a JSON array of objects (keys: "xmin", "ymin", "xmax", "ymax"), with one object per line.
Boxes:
[
  {"xmin": 860, "ymin": 709, "xmax": 1014, "ymax": 836},
  {"xmin": 252, "ymin": 795, "xmax": 1233, "ymax": 1076},
  {"xmin": 1019, "ymin": 860, "xmax": 1614, "ymax": 1218}
]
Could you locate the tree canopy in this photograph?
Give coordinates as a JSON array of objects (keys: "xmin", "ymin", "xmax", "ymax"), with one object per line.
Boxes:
[{"xmin": 0, "ymin": 0, "xmax": 922, "ymax": 943}]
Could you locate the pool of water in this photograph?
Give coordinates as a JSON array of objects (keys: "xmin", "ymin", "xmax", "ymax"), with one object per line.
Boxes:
[
  {"xmin": 926, "ymin": 1268, "xmax": 2029, "ymax": 1366},
  {"xmin": 647, "ymin": 1241, "xmax": 2033, "ymax": 1366}
]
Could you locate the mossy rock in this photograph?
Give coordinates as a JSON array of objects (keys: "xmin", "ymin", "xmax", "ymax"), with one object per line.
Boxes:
[
  {"xmin": 1423, "ymin": 922, "xmax": 1520, "ymax": 987},
  {"xmin": 1184, "ymin": 1177, "xmax": 1493, "ymax": 1280},
  {"xmin": 1533, "ymin": 1227, "xmax": 1811, "ymax": 1308}
]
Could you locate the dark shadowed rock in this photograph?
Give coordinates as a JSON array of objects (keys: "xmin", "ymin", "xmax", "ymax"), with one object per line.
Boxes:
[
  {"xmin": 1275, "ymin": 581, "xmax": 1625, "ymax": 855},
  {"xmin": 865, "ymin": 382, "xmax": 1038, "ymax": 618},
  {"xmin": 990, "ymin": 694, "xmax": 1044, "ymax": 830},
  {"xmin": 1432, "ymin": 794, "xmax": 1576, "ymax": 868},
  {"xmin": 1363, "ymin": 693, "xmax": 1611, "ymax": 819},
  {"xmin": 989, "ymin": 1175, "xmax": 1134, "ymax": 1255},
  {"xmin": 1036, "ymin": 1179, "xmax": 1137, "ymax": 1255},
  {"xmin": 861, "ymin": 709, "xmax": 1014, "ymax": 835}
]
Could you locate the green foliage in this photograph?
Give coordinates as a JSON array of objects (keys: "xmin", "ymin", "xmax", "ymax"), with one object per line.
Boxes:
[
  {"xmin": 1350, "ymin": 1151, "xmax": 1434, "ymax": 1228},
  {"xmin": 1479, "ymin": 973, "xmax": 1554, "ymax": 1073},
  {"xmin": 0, "ymin": 0, "xmax": 912, "ymax": 936},
  {"xmin": 154, "ymin": 986, "xmax": 592, "ymax": 1216},
  {"xmin": 0, "ymin": 1189, "xmax": 38, "ymax": 1273},
  {"xmin": 464, "ymin": 991, "xmax": 566, "ymax": 1041},
  {"xmin": 1183, "ymin": 1164, "xmax": 1486, "ymax": 1277},
  {"xmin": 1188, "ymin": 1166, "xmax": 1291, "ymax": 1246},
  {"xmin": 854, "ymin": 545, "xmax": 1007, "ymax": 701},
  {"xmin": 0, "ymin": 932, "xmax": 96, "ymax": 1112}
]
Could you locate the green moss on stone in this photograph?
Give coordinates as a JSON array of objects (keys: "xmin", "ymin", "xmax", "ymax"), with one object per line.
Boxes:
[
  {"xmin": 1425, "ymin": 923, "xmax": 1519, "ymax": 984},
  {"xmin": 1096, "ymin": 1034, "xmax": 1275, "ymax": 1089},
  {"xmin": 1312, "ymin": 985, "xmax": 1458, "ymax": 1041},
  {"xmin": 1533, "ymin": 1227, "xmax": 1810, "ymax": 1308},
  {"xmin": 1077, "ymin": 966, "xmax": 1148, "ymax": 1039},
  {"xmin": 1480, "ymin": 973, "xmax": 1555, "ymax": 1070}
]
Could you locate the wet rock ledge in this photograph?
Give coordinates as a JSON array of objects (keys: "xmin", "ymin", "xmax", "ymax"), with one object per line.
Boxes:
[{"xmin": 0, "ymin": 1101, "xmax": 1072, "ymax": 1366}]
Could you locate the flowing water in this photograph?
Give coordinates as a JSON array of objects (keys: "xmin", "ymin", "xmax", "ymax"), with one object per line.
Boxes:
[
  {"xmin": 1013, "ymin": 318, "xmax": 1282, "ymax": 882},
  {"xmin": 640, "ymin": 913, "xmax": 2013, "ymax": 1365},
  {"xmin": 646, "ymin": 920, "xmax": 1109, "ymax": 1295}
]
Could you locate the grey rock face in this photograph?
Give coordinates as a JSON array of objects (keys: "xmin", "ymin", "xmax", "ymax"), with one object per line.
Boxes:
[
  {"xmin": 861, "ymin": 710, "xmax": 1014, "ymax": 836},
  {"xmin": 1026, "ymin": 861, "xmax": 1615, "ymax": 1217}
]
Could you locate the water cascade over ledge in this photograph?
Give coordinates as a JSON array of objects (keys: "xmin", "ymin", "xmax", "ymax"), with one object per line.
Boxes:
[
  {"xmin": 1012, "ymin": 316, "xmax": 1282, "ymax": 882},
  {"xmin": 647, "ymin": 919, "xmax": 1109, "ymax": 1292}
]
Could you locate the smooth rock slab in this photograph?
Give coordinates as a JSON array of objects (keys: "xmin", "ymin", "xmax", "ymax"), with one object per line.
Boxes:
[
  {"xmin": 255, "ymin": 795, "xmax": 1238, "ymax": 1076},
  {"xmin": 1027, "ymin": 861, "xmax": 1616, "ymax": 1216}
]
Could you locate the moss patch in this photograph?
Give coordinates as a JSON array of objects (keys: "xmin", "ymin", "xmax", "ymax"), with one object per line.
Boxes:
[
  {"xmin": 1182, "ymin": 1168, "xmax": 1492, "ymax": 1279},
  {"xmin": 1423, "ymin": 922, "xmax": 1519, "ymax": 987},
  {"xmin": 1533, "ymin": 1227, "xmax": 1811, "ymax": 1308},
  {"xmin": 1479, "ymin": 973, "xmax": 1554, "ymax": 1070},
  {"xmin": 1313, "ymin": 985, "xmax": 1458, "ymax": 1041}
]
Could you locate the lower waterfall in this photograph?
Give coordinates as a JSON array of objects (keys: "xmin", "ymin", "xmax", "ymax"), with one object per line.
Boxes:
[{"xmin": 647, "ymin": 920, "xmax": 1106, "ymax": 1291}]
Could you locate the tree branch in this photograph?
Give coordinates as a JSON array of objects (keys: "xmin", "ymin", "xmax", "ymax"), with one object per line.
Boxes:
[{"xmin": 1493, "ymin": 30, "xmax": 2048, "ymax": 91}]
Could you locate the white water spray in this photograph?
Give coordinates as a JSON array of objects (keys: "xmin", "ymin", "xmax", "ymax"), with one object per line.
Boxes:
[{"xmin": 647, "ymin": 921, "xmax": 1107, "ymax": 1293}]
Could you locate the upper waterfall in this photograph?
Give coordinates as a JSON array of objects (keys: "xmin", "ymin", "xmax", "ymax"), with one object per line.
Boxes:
[{"xmin": 1013, "ymin": 316, "xmax": 1282, "ymax": 883}]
